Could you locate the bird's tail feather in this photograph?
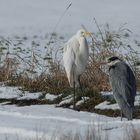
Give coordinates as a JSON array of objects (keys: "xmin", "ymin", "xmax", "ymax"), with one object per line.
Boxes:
[
  {"xmin": 69, "ymin": 64, "xmax": 79, "ymax": 88},
  {"xmin": 118, "ymin": 99, "xmax": 133, "ymax": 120},
  {"xmin": 69, "ymin": 64, "xmax": 75, "ymax": 88}
]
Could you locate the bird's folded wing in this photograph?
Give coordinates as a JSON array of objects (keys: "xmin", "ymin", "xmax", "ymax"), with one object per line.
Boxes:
[{"xmin": 114, "ymin": 67, "xmax": 136, "ymax": 107}]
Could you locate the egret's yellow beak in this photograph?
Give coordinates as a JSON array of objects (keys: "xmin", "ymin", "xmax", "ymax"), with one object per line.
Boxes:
[{"xmin": 84, "ymin": 32, "xmax": 94, "ymax": 36}]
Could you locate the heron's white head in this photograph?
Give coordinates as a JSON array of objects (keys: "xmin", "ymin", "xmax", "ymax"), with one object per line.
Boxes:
[
  {"xmin": 76, "ymin": 29, "xmax": 93, "ymax": 38},
  {"xmin": 107, "ymin": 56, "xmax": 121, "ymax": 67}
]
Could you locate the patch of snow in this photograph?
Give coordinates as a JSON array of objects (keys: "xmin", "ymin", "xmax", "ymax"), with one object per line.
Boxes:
[
  {"xmin": 134, "ymin": 94, "xmax": 140, "ymax": 106},
  {"xmin": 76, "ymin": 100, "xmax": 84, "ymax": 106},
  {"xmin": 0, "ymin": 86, "xmax": 42, "ymax": 100},
  {"xmin": 0, "ymin": 102, "xmax": 11, "ymax": 105},
  {"xmin": 58, "ymin": 94, "xmax": 79, "ymax": 106},
  {"xmin": 76, "ymin": 97, "xmax": 90, "ymax": 106},
  {"xmin": 0, "ymin": 86, "xmax": 21, "ymax": 99},
  {"xmin": 95, "ymin": 101, "xmax": 120, "ymax": 110},
  {"xmin": 45, "ymin": 93, "xmax": 59, "ymax": 101},
  {"xmin": 18, "ymin": 92, "xmax": 42, "ymax": 100},
  {"xmin": 95, "ymin": 93, "xmax": 140, "ymax": 110},
  {"xmin": 82, "ymin": 97, "xmax": 90, "ymax": 100},
  {"xmin": 101, "ymin": 91, "xmax": 113, "ymax": 96},
  {"xmin": 58, "ymin": 97, "xmax": 73, "ymax": 106},
  {"xmin": 101, "ymin": 91, "xmax": 140, "ymax": 96}
]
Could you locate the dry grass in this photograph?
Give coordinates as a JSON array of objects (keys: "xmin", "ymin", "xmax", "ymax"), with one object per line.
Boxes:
[
  {"xmin": 0, "ymin": 23, "xmax": 139, "ymax": 92},
  {"xmin": 0, "ymin": 23, "xmax": 139, "ymax": 112}
]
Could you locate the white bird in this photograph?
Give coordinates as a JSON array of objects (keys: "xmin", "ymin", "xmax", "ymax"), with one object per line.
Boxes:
[{"xmin": 63, "ymin": 29, "xmax": 93, "ymax": 109}]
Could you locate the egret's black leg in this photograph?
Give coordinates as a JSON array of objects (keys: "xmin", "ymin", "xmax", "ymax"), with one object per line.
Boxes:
[
  {"xmin": 73, "ymin": 81, "xmax": 76, "ymax": 110},
  {"xmin": 78, "ymin": 75, "xmax": 82, "ymax": 91},
  {"xmin": 121, "ymin": 110, "xmax": 123, "ymax": 121},
  {"xmin": 78, "ymin": 76, "xmax": 86, "ymax": 103},
  {"xmin": 129, "ymin": 109, "xmax": 133, "ymax": 121},
  {"xmin": 131, "ymin": 112, "xmax": 133, "ymax": 120}
]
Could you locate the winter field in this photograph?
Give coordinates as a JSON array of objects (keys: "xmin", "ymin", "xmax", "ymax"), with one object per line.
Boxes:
[
  {"xmin": 0, "ymin": 86, "xmax": 139, "ymax": 140},
  {"xmin": 0, "ymin": 0, "xmax": 140, "ymax": 140}
]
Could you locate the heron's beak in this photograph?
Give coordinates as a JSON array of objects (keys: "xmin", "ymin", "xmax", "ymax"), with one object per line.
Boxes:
[{"xmin": 84, "ymin": 32, "xmax": 94, "ymax": 36}]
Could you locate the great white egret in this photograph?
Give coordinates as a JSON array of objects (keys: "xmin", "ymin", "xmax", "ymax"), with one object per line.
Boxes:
[
  {"xmin": 107, "ymin": 56, "xmax": 136, "ymax": 120},
  {"xmin": 63, "ymin": 29, "xmax": 93, "ymax": 109}
]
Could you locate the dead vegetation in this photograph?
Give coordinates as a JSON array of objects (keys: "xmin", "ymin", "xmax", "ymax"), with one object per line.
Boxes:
[
  {"xmin": 0, "ymin": 23, "xmax": 139, "ymax": 118},
  {"xmin": 0, "ymin": 23, "xmax": 139, "ymax": 92}
]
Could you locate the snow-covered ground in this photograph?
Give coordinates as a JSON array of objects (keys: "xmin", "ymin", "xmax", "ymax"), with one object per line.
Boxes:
[
  {"xmin": 0, "ymin": 104, "xmax": 140, "ymax": 140},
  {"xmin": 0, "ymin": 86, "xmax": 43, "ymax": 100},
  {"xmin": 0, "ymin": 86, "xmax": 139, "ymax": 140},
  {"xmin": 95, "ymin": 92, "xmax": 140, "ymax": 110},
  {"xmin": 0, "ymin": 0, "xmax": 140, "ymax": 139}
]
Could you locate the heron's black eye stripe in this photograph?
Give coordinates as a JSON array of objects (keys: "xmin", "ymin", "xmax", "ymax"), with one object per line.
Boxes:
[{"xmin": 108, "ymin": 56, "xmax": 119, "ymax": 62}]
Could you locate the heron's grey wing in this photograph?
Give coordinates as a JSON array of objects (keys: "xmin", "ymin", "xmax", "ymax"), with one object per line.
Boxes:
[
  {"xmin": 125, "ymin": 64, "xmax": 136, "ymax": 106},
  {"xmin": 110, "ymin": 62, "xmax": 136, "ymax": 120},
  {"xmin": 111, "ymin": 62, "xmax": 136, "ymax": 107}
]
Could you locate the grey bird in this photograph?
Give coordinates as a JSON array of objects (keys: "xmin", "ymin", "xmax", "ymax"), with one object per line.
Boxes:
[{"xmin": 107, "ymin": 56, "xmax": 136, "ymax": 120}]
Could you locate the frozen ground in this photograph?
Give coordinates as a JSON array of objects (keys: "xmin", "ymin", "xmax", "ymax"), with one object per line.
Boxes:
[
  {"xmin": 0, "ymin": 104, "xmax": 140, "ymax": 140},
  {"xmin": 0, "ymin": 86, "xmax": 139, "ymax": 139},
  {"xmin": 0, "ymin": 0, "xmax": 139, "ymax": 139},
  {"xmin": 95, "ymin": 92, "xmax": 140, "ymax": 110},
  {"xmin": 0, "ymin": 86, "xmax": 43, "ymax": 100}
]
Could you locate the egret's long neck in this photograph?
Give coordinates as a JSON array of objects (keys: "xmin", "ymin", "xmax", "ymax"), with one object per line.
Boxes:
[{"xmin": 79, "ymin": 37, "xmax": 89, "ymax": 56}]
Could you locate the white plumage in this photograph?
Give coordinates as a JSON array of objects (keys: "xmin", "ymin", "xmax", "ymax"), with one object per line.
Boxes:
[{"xmin": 63, "ymin": 29, "xmax": 92, "ymax": 88}]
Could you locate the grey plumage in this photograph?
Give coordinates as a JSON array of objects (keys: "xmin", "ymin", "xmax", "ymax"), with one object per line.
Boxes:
[{"xmin": 107, "ymin": 56, "xmax": 136, "ymax": 120}]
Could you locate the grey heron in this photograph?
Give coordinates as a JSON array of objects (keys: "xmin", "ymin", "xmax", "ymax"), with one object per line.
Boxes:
[
  {"xmin": 63, "ymin": 29, "xmax": 93, "ymax": 110},
  {"xmin": 107, "ymin": 56, "xmax": 136, "ymax": 120}
]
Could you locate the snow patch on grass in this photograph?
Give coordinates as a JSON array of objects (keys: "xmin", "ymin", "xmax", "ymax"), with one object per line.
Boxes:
[
  {"xmin": 45, "ymin": 93, "xmax": 60, "ymax": 101},
  {"xmin": 95, "ymin": 101, "xmax": 119, "ymax": 110}
]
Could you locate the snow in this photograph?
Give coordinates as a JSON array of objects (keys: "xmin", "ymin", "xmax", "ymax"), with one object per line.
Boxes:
[
  {"xmin": 0, "ymin": 0, "xmax": 139, "ymax": 139},
  {"xmin": 18, "ymin": 92, "xmax": 42, "ymax": 100},
  {"xmin": 95, "ymin": 101, "xmax": 120, "ymax": 110},
  {"xmin": 45, "ymin": 93, "xmax": 60, "ymax": 101},
  {"xmin": 0, "ymin": 86, "xmax": 21, "ymax": 99},
  {"xmin": 76, "ymin": 97, "xmax": 90, "ymax": 106},
  {"xmin": 76, "ymin": 100, "xmax": 85, "ymax": 106},
  {"xmin": 58, "ymin": 97, "xmax": 73, "ymax": 106},
  {"xmin": 0, "ymin": 86, "xmax": 42, "ymax": 100},
  {"xmin": 101, "ymin": 91, "xmax": 113, "ymax": 96},
  {"xmin": 95, "ymin": 92, "xmax": 140, "ymax": 110},
  {"xmin": 0, "ymin": 104, "xmax": 139, "ymax": 140},
  {"xmin": 0, "ymin": 86, "xmax": 139, "ymax": 139}
]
